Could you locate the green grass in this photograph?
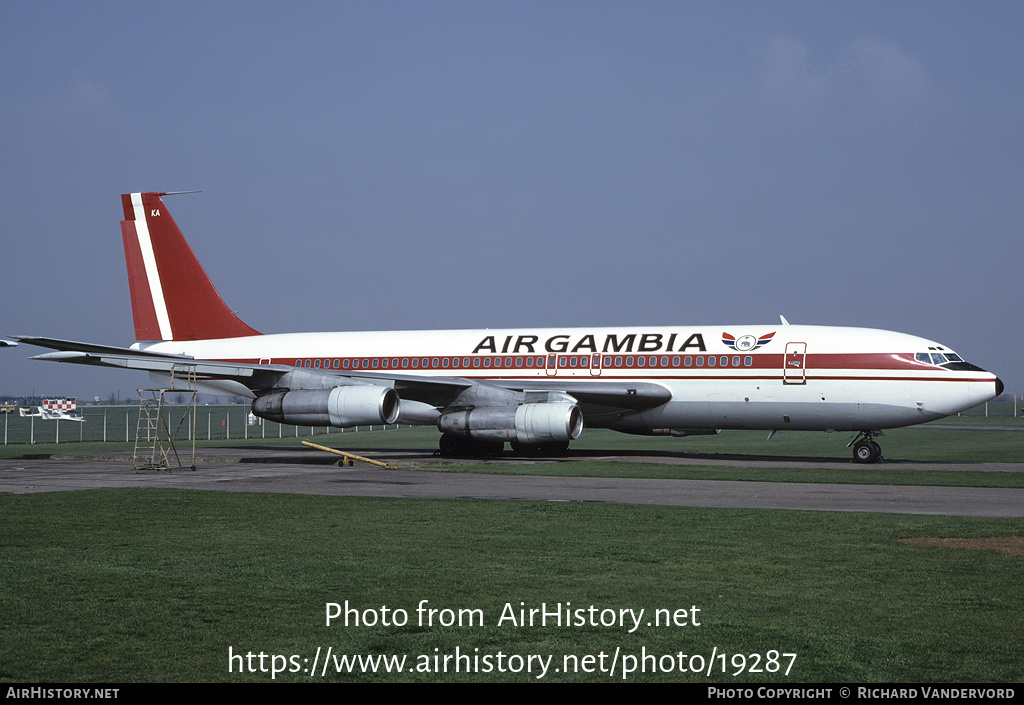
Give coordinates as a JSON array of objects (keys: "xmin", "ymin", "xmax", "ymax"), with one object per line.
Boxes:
[
  {"xmin": 3, "ymin": 423, "xmax": 1021, "ymax": 491},
  {"xmin": 931, "ymin": 400, "xmax": 1024, "ymax": 424},
  {"xmin": 0, "ymin": 404, "xmax": 393, "ymax": 458},
  {"xmin": 3, "ymin": 401, "xmax": 1021, "ymax": 466},
  {"xmin": 0, "ymin": 489, "xmax": 1021, "ymax": 683},
  {"xmin": 0, "ymin": 404, "xmax": 321, "ymax": 448},
  {"xmin": 0, "ymin": 423, "xmax": 1021, "ymax": 682},
  {"xmin": 424, "ymin": 460, "xmax": 1024, "ymax": 488},
  {"xmin": 567, "ymin": 426, "xmax": 1024, "ymax": 464}
]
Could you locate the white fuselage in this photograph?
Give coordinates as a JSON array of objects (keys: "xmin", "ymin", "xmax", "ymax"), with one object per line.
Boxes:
[{"xmin": 139, "ymin": 323, "xmax": 1000, "ymax": 433}]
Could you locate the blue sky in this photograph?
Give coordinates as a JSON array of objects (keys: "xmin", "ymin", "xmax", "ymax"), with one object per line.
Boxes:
[{"xmin": 2, "ymin": 1, "xmax": 1022, "ymax": 399}]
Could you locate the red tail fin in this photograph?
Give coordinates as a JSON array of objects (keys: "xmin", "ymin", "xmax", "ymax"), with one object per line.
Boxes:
[{"xmin": 120, "ymin": 192, "xmax": 261, "ymax": 341}]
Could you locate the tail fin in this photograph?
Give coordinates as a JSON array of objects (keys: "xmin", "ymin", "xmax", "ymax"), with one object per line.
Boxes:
[{"xmin": 120, "ymin": 192, "xmax": 260, "ymax": 341}]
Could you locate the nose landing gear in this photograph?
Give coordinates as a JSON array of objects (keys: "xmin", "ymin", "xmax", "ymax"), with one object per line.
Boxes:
[{"xmin": 849, "ymin": 430, "xmax": 884, "ymax": 464}]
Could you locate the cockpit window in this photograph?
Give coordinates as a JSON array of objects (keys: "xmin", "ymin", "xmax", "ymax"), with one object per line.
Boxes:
[
  {"xmin": 915, "ymin": 351, "xmax": 981, "ymax": 372},
  {"xmin": 917, "ymin": 352, "xmax": 953, "ymax": 365}
]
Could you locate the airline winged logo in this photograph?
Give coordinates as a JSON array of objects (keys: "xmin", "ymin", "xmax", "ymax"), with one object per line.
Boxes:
[{"xmin": 722, "ymin": 331, "xmax": 776, "ymax": 352}]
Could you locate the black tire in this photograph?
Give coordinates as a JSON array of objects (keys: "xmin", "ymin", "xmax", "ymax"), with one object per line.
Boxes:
[
  {"xmin": 511, "ymin": 440, "xmax": 540, "ymax": 455},
  {"xmin": 438, "ymin": 433, "xmax": 461, "ymax": 457},
  {"xmin": 511, "ymin": 440, "xmax": 570, "ymax": 456},
  {"xmin": 439, "ymin": 434, "xmax": 502, "ymax": 458},
  {"xmin": 481, "ymin": 441, "xmax": 504, "ymax": 456},
  {"xmin": 869, "ymin": 440, "xmax": 882, "ymax": 460},
  {"xmin": 853, "ymin": 440, "xmax": 880, "ymax": 464}
]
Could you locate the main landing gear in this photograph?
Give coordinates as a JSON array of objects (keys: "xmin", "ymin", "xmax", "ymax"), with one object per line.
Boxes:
[
  {"xmin": 437, "ymin": 433, "xmax": 504, "ymax": 458},
  {"xmin": 437, "ymin": 434, "xmax": 572, "ymax": 458},
  {"xmin": 848, "ymin": 430, "xmax": 884, "ymax": 464},
  {"xmin": 510, "ymin": 440, "xmax": 570, "ymax": 456}
]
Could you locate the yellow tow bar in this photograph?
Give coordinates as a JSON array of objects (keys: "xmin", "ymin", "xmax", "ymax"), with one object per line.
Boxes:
[{"xmin": 301, "ymin": 440, "xmax": 399, "ymax": 470}]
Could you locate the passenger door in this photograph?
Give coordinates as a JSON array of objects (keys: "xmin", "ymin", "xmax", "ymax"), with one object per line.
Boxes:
[{"xmin": 783, "ymin": 342, "xmax": 807, "ymax": 385}]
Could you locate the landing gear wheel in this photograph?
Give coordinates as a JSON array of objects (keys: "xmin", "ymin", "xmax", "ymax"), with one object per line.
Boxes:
[
  {"xmin": 511, "ymin": 440, "xmax": 570, "ymax": 456},
  {"xmin": 546, "ymin": 440, "xmax": 570, "ymax": 456},
  {"xmin": 439, "ymin": 433, "xmax": 461, "ymax": 457},
  {"xmin": 853, "ymin": 440, "xmax": 880, "ymax": 464},
  {"xmin": 479, "ymin": 441, "xmax": 504, "ymax": 457},
  {"xmin": 511, "ymin": 440, "xmax": 542, "ymax": 455},
  {"xmin": 850, "ymin": 431, "xmax": 884, "ymax": 463},
  {"xmin": 439, "ymin": 434, "xmax": 503, "ymax": 458}
]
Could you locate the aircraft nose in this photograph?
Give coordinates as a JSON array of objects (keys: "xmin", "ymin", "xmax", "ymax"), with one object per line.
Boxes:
[{"xmin": 996, "ymin": 377, "xmax": 1004, "ymax": 397}]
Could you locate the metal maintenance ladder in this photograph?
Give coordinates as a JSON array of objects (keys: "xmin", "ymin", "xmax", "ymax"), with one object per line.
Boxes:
[{"xmin": 130, "ymin": 364, "xmax": 198, "ymax": 471}]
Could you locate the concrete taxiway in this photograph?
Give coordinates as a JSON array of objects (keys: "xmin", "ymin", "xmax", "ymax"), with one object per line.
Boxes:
[{"xmin": 1, "ymin": 445, "xmax": 1022, "ymax": 517}]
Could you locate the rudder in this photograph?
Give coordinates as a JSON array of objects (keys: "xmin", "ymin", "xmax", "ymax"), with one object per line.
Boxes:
[{"xmin": 120, "ymin": 192, "xmax": 261, "ymax": 341}]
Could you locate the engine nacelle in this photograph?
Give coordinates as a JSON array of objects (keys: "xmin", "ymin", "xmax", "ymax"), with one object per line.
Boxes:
[
  {"xmin": 438, "ymin": 402, "xmax": 583, "ymax": 443},
  {"xmin": 252, "ymin": 385, "xmax": 400, "ymax": 427}
]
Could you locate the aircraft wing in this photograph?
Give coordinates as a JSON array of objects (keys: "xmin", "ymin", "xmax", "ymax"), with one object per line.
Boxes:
[
  {"xmin": 15, "ymin": 336, "xmax": 476, "ymax": 401},
  {"xmin": 15, "ymin": 336, "xmax": 671, "ymax": 415}
]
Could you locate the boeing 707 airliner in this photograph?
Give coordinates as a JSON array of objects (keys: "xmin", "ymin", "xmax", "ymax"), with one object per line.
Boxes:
[{"xmin": 15, "ymin": 192, "xmax": 1003, "ymax": 462}]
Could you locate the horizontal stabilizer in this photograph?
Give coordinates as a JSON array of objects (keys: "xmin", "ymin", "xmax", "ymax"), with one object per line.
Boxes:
[{"xmin": 12, "ymin": 336, "xmax": 192, "ymax": 359}]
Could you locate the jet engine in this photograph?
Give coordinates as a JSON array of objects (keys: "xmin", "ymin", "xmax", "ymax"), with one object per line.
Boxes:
[
  {"xmin": 438, "ymin": 401, "xmax": 583, "ymax": 443},
  {"xmin": 252, "ymin": 385, "xmax": 400, "ymax": 427}
]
